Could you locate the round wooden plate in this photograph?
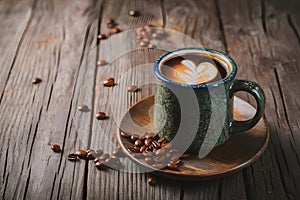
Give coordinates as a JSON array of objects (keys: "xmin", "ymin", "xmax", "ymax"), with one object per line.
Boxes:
[{"xmin": 117, "ymin": 95, "xmax": 269, "ymax": 181}]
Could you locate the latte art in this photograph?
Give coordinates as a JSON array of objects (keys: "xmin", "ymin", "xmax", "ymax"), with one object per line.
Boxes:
[{"xmin": 175, "ymin": 60, "xmax": 218, "ymax": 84}]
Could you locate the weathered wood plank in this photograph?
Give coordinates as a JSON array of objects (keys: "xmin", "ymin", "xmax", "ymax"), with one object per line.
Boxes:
[
  {"xmin": 0, "ymin": 0, "xmax": 100, "ymax": 199},
  {"xmin": 218, "ymin": 0, "xmax": 300, "ymax": 199}
]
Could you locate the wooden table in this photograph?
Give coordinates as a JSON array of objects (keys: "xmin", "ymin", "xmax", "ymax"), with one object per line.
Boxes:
[{"xmin": 1, "ymin": 0, "xmax": 299, "ymax": 199}]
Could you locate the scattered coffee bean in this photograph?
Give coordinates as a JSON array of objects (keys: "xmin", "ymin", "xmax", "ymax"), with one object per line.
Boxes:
[
  {"xmin": 67, "ymin": 153, "xmax": 78, "ymax": 161},
  {"xmin": 75, "ymin": 149, "xmax": 87, "ymax": 159},
  {"xmin": 86, "ymin": 150, "xmax": 96, "ymax": 160},
  {"xmin": 152, "ymin": 140, "xmax": 160, "ymax": 148},
  {"xmin": 51, "ymin": 144, "xmax": 61, "ymax": 152},
  {"xmin": 78, "ymin": 104, "xmax": 89, "ymax": 112},
  {"xmin": 99, "ymin": 153, "xmax": 110, "ymax": 160},
  {"xmin": 167, "ymin": 163, "xmax": 179, "ymax": 170},
  {"xmin": 103, "ymin": 77, "xmax": 115, "ymax": 87},
  {"xmin": 130, "ymin": 135, "xmax": 139, "ymax": 142},
  {"xmin": 95, "ymin": 161, "xmax": 107, "ymax": 170},
  {"xmin": 148, "ymin": 43, "xmax": 156, "ymax": 48},
  {"xmin": 110, "ymin": 27, "xmax": 121, "ymax": 34},
  {"xmin": 139, "ymin": 145, "xmax": 147, "ymax": 153},
  {"xmin": 157, "ymin": 137, "xmax": 166, "ymax": 144},
  {"xmin": 127, "ymin": 85, "xmax": 139, "ymax": 92},
  {"xmin": 179, "ymin": 153, "xmax": 190, "ymax": 159},
  {"xmin": 120, "ymin": 131, "xmax": 131, "ymax": 139},
  {"xmin": 32, "ymin": 77, "xmax": 42, "ymax": 84},
  {"xmin": 97, "ymin": 59, "xmax": 107, "ymax": 66},
  {"xmin": 96, "ymin": 112, "xmax": 106, "ymax": 120},
  {"xmin": 97, "ymin": 34, "xmax": 107, "ymax": 40},
  {"xmin": 129, "ymin": 10, "xmax": 139, "ymax": 17},
  {"xmin": 134, "ymin": 139, "xmax": 144, "ymax": 147},
  {"xmin": 144, "ymin": 138, "xmax": 153, "ymax": 146},
  {"xmin": 128, "ymin": 146, "xmax": 140, "ymax": 153}
]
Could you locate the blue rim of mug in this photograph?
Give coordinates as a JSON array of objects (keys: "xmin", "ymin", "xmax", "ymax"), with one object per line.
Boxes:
[{"xmin": 154, "ymin": 47, "xmax": 238, "ymax": 89}]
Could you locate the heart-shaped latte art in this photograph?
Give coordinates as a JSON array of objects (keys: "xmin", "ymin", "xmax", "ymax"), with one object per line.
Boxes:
[{"xmin": 174, "ymin": 60, "xmax": 218, "ymax": 84}]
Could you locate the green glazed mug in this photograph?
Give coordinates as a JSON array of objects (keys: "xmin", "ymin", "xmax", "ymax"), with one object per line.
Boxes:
[{"xmin": 153, "ymin": 47, "xmax": 265, "ymax": 155}]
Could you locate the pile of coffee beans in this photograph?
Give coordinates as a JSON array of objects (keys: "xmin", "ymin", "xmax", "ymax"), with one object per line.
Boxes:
[
  {"xmin": 120, "ymin": 131, "xmax": 189, "ymax": 170},
  {"xmin": 135, "ymin": 24, "xmax": 165, "ymax": 48},
  {"xmin": 65, "ymin": 147, "xmax": 125, "ymax": 170}
]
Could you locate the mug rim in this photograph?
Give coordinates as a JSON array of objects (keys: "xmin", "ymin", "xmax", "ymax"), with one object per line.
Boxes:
[{"xmin": 154, "ymin": 47, "xmax": 238, "ymax": 89}]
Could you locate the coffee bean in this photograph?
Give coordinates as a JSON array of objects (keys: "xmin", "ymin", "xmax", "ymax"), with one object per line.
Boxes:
[
  {"xmin": 111, "ymin": 27, "xmax": 121, "ymax": 34},
  {"xmin": 94, "ymin": 157, "xmax": 102, "ymax": 163},
  {"xmin": 97, "ymin": 59, "xmax": 107, "ymax": 66},
  {"xmin": 128, "ymin": 146, "xmax": 140, "ymax": 153},
  {"xmin": 171, "ymin": 159, "xmax": 182, "ymax": 165},
  {"xmin": 51, "ymin": 144, "xmax": 61, "ymax": 152},
  {"xmin": 120, "ymin": 131, "xmax": 131, "ymax": 139},
  {"xmin": 127, "ymin": 85, "xmax": 139, "ymax": 92},
  {"xmin": 95, "ymin": 161, "xmax": 107, "ymax": 170},
  {"xmin": 139, "ymin": 135, "xmax": 146, "ymax": 141},
  {"xmin": 180, "ymin": 153, "xmax": 190, "ymax": 159},
  {"xmin": 139, "ymin": 145, "xmax": 147, "ymax": 152},
  {"xmin": 99, "ymin": 153, "xmax": 110, "ymax": 160},
  {"xmin": 148, "ymin": 176, "xmax": 156, "ymax": 185},
  {"xmin": 144, "ymin": 138, "xmax": 153, "ymax": 146},
  {"xmin": 155, "ymin": 148, "xmax": 165, "ymax": 156},
  {"xmin": 162, "ymin": 143, "xmax": 172, "ymax": 149},
  {"xmin": 75, "ymin": 149, "xmax": 87, "ymax": 159},
  {"xmin": 97, "ymin": 34, "xmax": 107, "ymax": 40},
  {"xmin": 130, "ymin": 135, "xmax": 139, "ymax": 142},
  {"xmin": 96, "ymin": 112, "xmax": 106, "ymax": 120},
  {"xmin": 32, "ymin": 77, "xmax": 42, "ymax": 84},
  {"xmin": 78, "ymin": 104, "xmax": 89, "ymax": 112},
  {"xmin": 86, "ymin": 150, "xmax": 96, "ymax": 160},
  {"xmin": 129, "ymin": 10, "xmax": 139, "ymax": 17},
  {"xmin": 152, "ymin": 141, "xmax": 160, "ymax": 148},
  {"xmin": 144, "ymin": 157, "xmax": 154, "ymax": 165},
  {"xmin": 134, "ymin": 139, "xmax": 143, "ymax": 147},
  {"xmin": 167, "ymin": 163, "xmax": 178, "ymax": 170},
  {"xmin": 103, "ymin": 77, "xmax": 115, "ymax": 87},
  {"xmin": 67, "ymin": 153, "xmax": 78, "ymax": 161},
  {"xmin": 146, "ymin": 145, "xmax": 153, "ymax": 152},
  {"xmin": 105, "ymin": 157, "xmax": 115, "ymax": 165},
  {"xmin": 148, "ymin": 43, "xmax": 156, "ymax": 49},
  {"xmin": 157, "ymin": 137, "xmax": 167, "ymax": 144}
]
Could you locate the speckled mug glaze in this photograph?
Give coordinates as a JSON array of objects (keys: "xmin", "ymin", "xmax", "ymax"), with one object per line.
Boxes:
[{"xmin": 154, "ymin": 47, "xmax": 265, "ymax": 153}]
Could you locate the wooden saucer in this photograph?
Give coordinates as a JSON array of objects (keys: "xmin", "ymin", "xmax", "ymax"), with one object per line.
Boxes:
[{"xmin": 117, "ymin": 95, "xmax": 269, "ymax": 181}]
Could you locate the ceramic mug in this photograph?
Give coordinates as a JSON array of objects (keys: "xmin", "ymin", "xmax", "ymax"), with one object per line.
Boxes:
[{"xmin": 153, "ymin": 47, "xmax": 265, "ymax": 154}]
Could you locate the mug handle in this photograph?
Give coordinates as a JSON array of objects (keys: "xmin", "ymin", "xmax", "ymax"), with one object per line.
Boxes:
[{"xmin": 229, "ymin": 79, "xmax": 266, "ymax": 133}]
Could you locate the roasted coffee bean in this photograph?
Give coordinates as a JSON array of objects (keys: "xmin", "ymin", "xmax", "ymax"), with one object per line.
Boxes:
[
  {"xmin": 105, "ymin": 157, "xmax": 115, "ymax": 165},
  {"xmin": 113, "ymin": 147, "xmax": 125, "ymax": 157},
  {"xmin": 144, "ymin": 138, "xmax": 153, "ymax": 146},
  {"xmin": 148, "ymin": 43, "xmax": 156, "ymax": 49},
  {"xmin": 96, "ymin": 112, "xmax": 106, "ymax": 120},
  {"xmin": 155, "ymin": 148, "xmax": 165, "ymax": 156},
  {"xmin": 148, "ymin": 176, "xmax": 156, "ymax": 185},
  {"xmin": 32, "ymin": 77, "xmax": 42, "ymax": 84},
  {"xmin": 97, "ymin": 34, "xmax": 107, "ymax": 40},
  {"xmin": 180, "ymin": 153, "xmax": 190, "ymax": 159},
  {"xmin": 157, "ymin": 137, "xmax": 167, "ymax": 144},
  {"xmin": 152, "ymin": 141, "xmax": 160, "ymax": 148},
  {"xmin": 99, "ymin": 153, "xmax": 110, "ymax": 160},
  {"xmin": 167, "ymin": 163, "xmax": 179, "ymax": 170},
  {"xmin": 139, "ymin": 135, "xmax": 146, "ymax": 141},
  {"xmin": 134, "ymin": 139, "xmax": 143, "ymax": 147},
  {"xmin": 97, "ymin": 59, "xmax": 107, "ymax": 66},
  {"xmin": 111, "ymin": 27, "xmax": 121, "ymax": 34},
  {"xmin": 93, "ymin": 149, "xmax": 104, "ymax": 158},
  {"xmin": 144, "ymin": 157, "xmax": 154, "ymax": 165},
  {"xmin": 75, "ymin": 149, "xmax": 87, "ymax": 159},
  {"xmin": 146, "ymin": 145, "xmax": 153, "ymax": 152},
  {"xmin": 128, "ymin": 146, "xmax": 140, "ymax": 153},
  {"xmin": 120, "ymin": 131, "xmax": 131, "ymax": 139},
  {"xmin": 103, "ymin": 77, "xmax": 115, "ymax": 87},
  {"xmin": 51, "ymin": 144, "xmax": 61, "ymax": 152},
  {"xmin": 78, "ymin": 104, "xmax": 89, "ymax": 112},
  {"xmin": 127, "ymin": 85, "xmax": 139, "ymax": 92},
  {"xmin": 94, "ymin": 157, "xmax": 102, "ymax": 163},
  {"xmin": 139, "ymin": 145, "xmax": 147, "ymax": 152},
  {"xmin": 95, "ymin": 161, "xmax": 107, "ymax": 170},
  {"xmin": 86, "ymin": 150, "xmax": 96, "ymax": 160},
  {"xmin": 67, "ymin": 153, "xmax": 78, "ymax": 161},
  {"xmin": 130, "ymin": 135, "xmax": 139, "ymax": 142},
  {"xmin": 129, "ymin": 10, "xmax": 139, "ymax": 17}
]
